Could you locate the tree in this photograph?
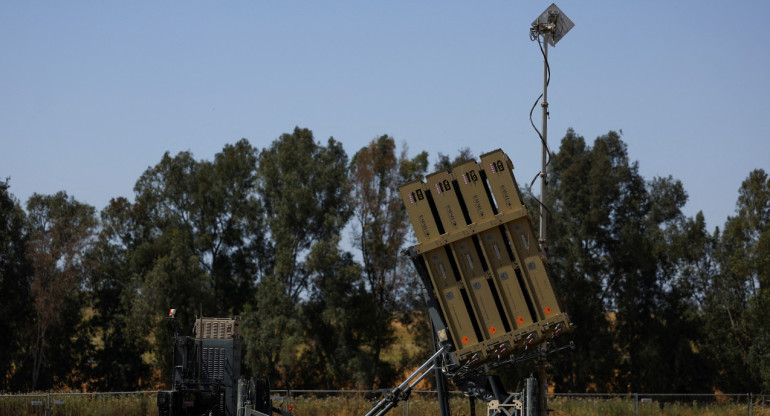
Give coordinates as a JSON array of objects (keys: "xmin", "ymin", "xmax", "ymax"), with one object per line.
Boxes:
[
  {"xmin": 132, "ymin": 139, "xmax": 266, "ymax": 315},
  {"xmin": 543, "ymin": 130, "xmax": 709, "ymax": 392},
  {"xmin": 702, "ymin": 169, "xmax": 770, "ymax": 392},
  {"xmin": 537, "ymin": 130, "xmax": 621, "ymax": 391},
  {"xmin": 85, "ymin": 198, "xmax": 152, "ymax": 390},
  {"xmin": 297, "ymin": 236, "xmax": 372, "ymax": 388},
  {"xmin": 349, "ymin": 135, "xmax": 428, "ymax": 389},
  {"xmin": 245, "ymin": 127, "xmax": 351, "ymax": 386},
  {"xmin": 0, "ymin": 180, "xmax": 33, "ymax": 391},
  {"xmin": 107, "ymin": 139, "xmax": 267, "ymax": 387},
  {"xmin": 433, "ymin": 147, "xmax": 474, "ymax": 172},
  {"xmin": 199, "ymin": 140, "xmax": 270, "ymax": 312},
  {"xmin": 25, "ymin": 191, "xmax": 97, "ymax": 390}
]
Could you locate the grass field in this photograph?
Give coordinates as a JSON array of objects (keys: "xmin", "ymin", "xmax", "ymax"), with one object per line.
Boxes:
[
  {"xmin": 2, "ymin": 392, "xmax": 766, "ymax": 416},
  {"xmin": 289, "ymin": 393, "xmax": 769, "ymax": 416},
  {"xmin": 0, "ymin": 392, "xmax": 155, "ymax": 416},
  {"xmin": 547, "ymin": 395, "xmax": 769, "ymax": 416}
]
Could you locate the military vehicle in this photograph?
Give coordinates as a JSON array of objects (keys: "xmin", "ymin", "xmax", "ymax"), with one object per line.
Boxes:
[{"xmin": 157, "ymin": 312, "xmax": 293, "ymax": 416}]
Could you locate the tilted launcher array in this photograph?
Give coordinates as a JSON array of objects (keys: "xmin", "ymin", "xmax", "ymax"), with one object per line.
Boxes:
[{"xmin": 399, "ymin": 149, "xmax": 572, "ymax": 381}]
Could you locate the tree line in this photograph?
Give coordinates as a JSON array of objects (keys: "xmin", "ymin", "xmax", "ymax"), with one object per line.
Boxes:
[{"xmin": 0, "ymin": 127, "xmax": 768, "ymax": 394}]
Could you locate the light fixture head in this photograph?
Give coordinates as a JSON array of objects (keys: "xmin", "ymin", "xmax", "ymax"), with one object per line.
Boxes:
[{"xmin": 531, "ymin": 3, "xmax": 574, "ymax": 46}]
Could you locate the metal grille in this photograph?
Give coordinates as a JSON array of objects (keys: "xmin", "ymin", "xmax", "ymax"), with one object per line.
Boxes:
[
  {"xmin": 195, "ymin": 317, "xmax": 241, "ymax": 339},
  {"xmin": 203, "ymin": 347, "xmax": 225, "ymax": 381}
]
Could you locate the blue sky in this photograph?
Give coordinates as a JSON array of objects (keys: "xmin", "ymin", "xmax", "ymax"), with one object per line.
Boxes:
[{"xmin": 2, "ymin": 1, "xmax": 769, "ymax": 233}]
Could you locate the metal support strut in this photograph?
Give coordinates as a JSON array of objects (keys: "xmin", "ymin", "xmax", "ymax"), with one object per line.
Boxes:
[{"xmin": 363, "ymin": 346, "xmax": 447, "ymax": 416}]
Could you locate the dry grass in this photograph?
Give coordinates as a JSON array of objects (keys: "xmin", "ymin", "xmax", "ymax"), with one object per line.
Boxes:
[
  {"xmin": 283, "ymin": 394, "xmax": 769, "ymax": 416},
  {"xmin": 548, "ymin": 396, "xmax": 770, "ymax": 416},
  {"xmin": 2, "ymin": 392, "xmax": 767, "ymax": 416},
  {"xmin": 286, "ymin": 393, "xmax": 475, "ymax": 416},
  {"xmin": 0, "ymin": 392, "xmax": 156, "ymax": 416}
]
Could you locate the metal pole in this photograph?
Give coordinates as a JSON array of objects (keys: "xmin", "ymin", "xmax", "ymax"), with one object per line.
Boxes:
[
  {"xmin": 539, "ymin": 34, "xmax": 549, "ymax": 248},
  {"xmin": 365, "ymin": 348, "xmax": 446, "ymax": 416},
  {"xmin": 198, "ymin": 309, "xmax": 203, "ymax": 389},
  {"xmin": 401, "ymin": 347, "xmax": 445, "ymax": 389},
  {"xmin": 374, "ymin": 365, "xmax": 437, "ymax": 416},
  {"xmin": 537, "ymin": 354, "xmax": 548, "ymax": 416},
  {"xmin": 635, "ymin": 393, "xmax": 639, "ymax": 416},
  {"xmin": 436, "ymin": 367, "xmax": 450, "ymax": 416},
  {"xmin": 525, "ymin": 377, "xmax": 536, "ymax": 416},
  {"xmin": 429, "ymin": 319, "xmax": 450, "ymax": 416},
  {"xmin": 237, "ymin": 378, "xmax": 247, "ymax": 416},
  {"xmin": 539, "ymin": 32, "xmax": 550, "ymax": 407}
]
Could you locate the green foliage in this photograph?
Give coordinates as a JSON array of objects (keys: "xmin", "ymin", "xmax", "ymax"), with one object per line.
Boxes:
[
  {"xmin": 256, "ymin": 127, "xmax": 351, "ymax": 298},
  {"xmin": 348, "ymin": 135, "xmax": 429, "ymax": 389},
  {"xmin": 433, "ymin": 147, "xmax": 474, "ymax": 172},
  {"xmin": 245, "ymin": 127, "xmax": 352, "ymax": 387},
  {"xmin": 86, "ymin": 234, "xmax": 152, "ymax": 390},
  {"xmin": 132, "ymin": 138, "xmax": 266, "ymax": 315},
  {"xmin": 0, "ymin": 181, "xmax": 33, "ymax": 391},
  {"xmin": 92, "ymin": 138, "xmax": 268, "ymax": 388},
  {"xmin": 700, "ymin": 169, "xmax": 770, "ymax": 392},
  {"xmin": 25, "ymin": 191, "xmax": 98, "ymax": 391},
  {"xmin": 298, "ymin": 236, "xmax": 372, "ymax": 388},
  {"xmin": 4, "ymin": 126, "xmax": 770, "ymax": 396},
  {"xmin": 542, "ymin": 130, "xmax": 709, "ymax": 393}
]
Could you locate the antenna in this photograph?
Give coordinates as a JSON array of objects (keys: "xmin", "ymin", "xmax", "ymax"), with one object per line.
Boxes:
[
  {"xmin": 530, "ymin": 6, "xmax": 573, "ymax": 415},
  {"xmin": 530, "ymin": 3, "xmax": 574, "ymax": 250}
]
